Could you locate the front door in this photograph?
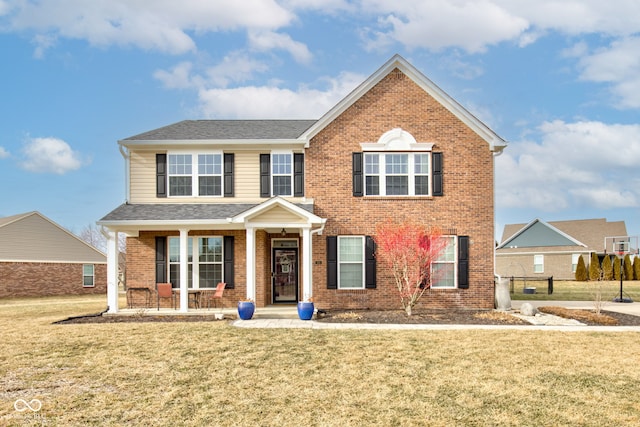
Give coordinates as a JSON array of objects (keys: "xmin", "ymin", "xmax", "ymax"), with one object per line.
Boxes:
[{"xmin": 272, "ymin": 248, "xmax": 298, "ymax": 303}]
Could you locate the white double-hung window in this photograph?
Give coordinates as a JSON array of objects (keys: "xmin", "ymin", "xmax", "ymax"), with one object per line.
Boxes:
[
  {"xmin": 338, "ymin": 236, "xmax": 365, "ymax": 289},
  {"xmin": 364, "ymin": 153, "xmax": 430, "ymax": 196},
  {"xmin": 168, "ymin": 152, "xmax": 223, "ymax": 197},
  {"xmin": 169, "ymin": 236, "xmax": 224, "ymax": 289},
  {"xmin": 361, "ymin": 128, "xmax": 433, "ymax": 197},
  {"xmin": 271, "ymin": 152, "xmax": 293, "ymax": 196}
]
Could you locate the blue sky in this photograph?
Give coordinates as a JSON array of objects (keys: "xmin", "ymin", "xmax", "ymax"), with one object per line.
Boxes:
[{"xmin": 1, "ymin": 0, "xmax": 639, "ymax": 247}]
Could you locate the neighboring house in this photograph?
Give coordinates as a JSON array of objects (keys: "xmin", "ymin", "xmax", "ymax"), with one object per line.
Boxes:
[
  {"xmin": 0, "ymin": 211, "xmax": 107, "ymax": 298},
  {"xmin": 98, "ymin": 54, "xmax": 507, "ymax": 313},
  {"xmin": 496, "ymin": 218, "xmax": 628, "ymax": 280}
]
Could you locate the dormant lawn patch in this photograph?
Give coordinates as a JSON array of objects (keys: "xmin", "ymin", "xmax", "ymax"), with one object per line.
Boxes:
[{"xmin": 2, "ymin": 295, "xmax": 640, "ymax": 426}]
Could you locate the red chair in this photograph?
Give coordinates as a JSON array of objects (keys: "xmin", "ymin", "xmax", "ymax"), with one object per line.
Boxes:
[
  {"xmin": 204, "ymin": 282, "xmax": 226, "ymax": 310},
  {"xmin": 156, "ymin": 283, "xmax": 175, "ymax": 310}
]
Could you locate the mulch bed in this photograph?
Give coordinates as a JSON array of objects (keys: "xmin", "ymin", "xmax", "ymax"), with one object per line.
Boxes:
[
  {"xmin": 316, "ymin": 309, "xmax": 640, "ymax": 326},
  {"xmin": 54, "ymin": 308, "xmax": 640, "ymax": 326}
]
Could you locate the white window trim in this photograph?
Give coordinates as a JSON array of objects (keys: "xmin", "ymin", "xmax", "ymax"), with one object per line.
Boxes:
[
  {"xmin": 337, "ymin": 236, "xmax": 365, "ymax": 289},
  {"xmin": 534, "ymin": 254, "xmax": 544, "ymax": 273},
  {"xmin": 167, "ymin": 151, "xmax": 224, "ymax": 198},
  {"xmin": 431, "ymin": 236, "xmax": 457, "ymax": 289},
  {"xmin": 364, "ymin": 152, "xmax": 431, "ymax": 196},
  {"xmin": 169, "ymin": 236, "xmax": 224, "ymax": 289},
  {"xmin": 271, "ymin": 150, "xmax": 293, "ymax": 197},
  {"xmin": 83, "ymin": 264, "xmax": 95, "ymax": 287}
]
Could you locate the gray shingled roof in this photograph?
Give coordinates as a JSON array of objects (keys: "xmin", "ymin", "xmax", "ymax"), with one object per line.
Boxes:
[
  {"xmin": 123, "ymin": 120, "xmax": 318, "ymax": 141},
  {"xmin": 99, "ymin": 203, "xmax": 314, "ymax": 222}
]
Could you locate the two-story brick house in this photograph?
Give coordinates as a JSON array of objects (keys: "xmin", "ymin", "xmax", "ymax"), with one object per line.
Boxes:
[{"xmin": 98, "ymin": 55, "xmax": 507, "ymax": 313}]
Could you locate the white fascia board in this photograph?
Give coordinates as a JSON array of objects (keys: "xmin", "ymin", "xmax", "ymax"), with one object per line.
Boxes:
[
  {"xmin": 97, "ymin": 219, "xmax": 238, "ymax": 231},
  {"xmin": 118, "ymin": 139, "xmax": 308, "ymax": 150}
]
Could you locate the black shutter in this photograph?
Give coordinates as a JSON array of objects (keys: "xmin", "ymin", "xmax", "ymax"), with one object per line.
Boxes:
[
  {"xmin": 432, "ymin": 152, "xmax": 443, "ymax": 196},
  {"xmin": 365, "ymin": 236, "xmax": 376, "ymax": 289},
  {"xmin": 294, "ymin": 153, "xmax": 304, "ymax": 197},
  {"xmin": 260, "ymin": 154, "xmax": 271, "ymax": 197},
  {"xmin": 155, "ymin": 236, "xmax": 167, "ymax": 283},
  {"xmin": 156, "ymin": 154, "xmax": 167, "ymax": 198},
  {"xmin": 458, "ymin": 236, "xmax": 469, "ymax": 289},
  {"xmin": 353, "ymin": 152, "xmax": 363, "ymax": 197},
  {"xmin": 327, "ymin": 236, "xmax": 337, "ymax": 289},
  {"xmin": 224, "ymin": 236, "xmax": 235, "ymax": 289},
  {"xmin": 224, "ymin": 153, "xmax": 234, "ymax": 197}
]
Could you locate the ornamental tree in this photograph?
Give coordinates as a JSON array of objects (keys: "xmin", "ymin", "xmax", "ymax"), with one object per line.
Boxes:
[
  {"xmin": 374, "ymin": 220, "xmax": 448, "ymax": 316},
  {"xmin": 634, "ymin": 256, "xmax": 640, "ymax": 281}
]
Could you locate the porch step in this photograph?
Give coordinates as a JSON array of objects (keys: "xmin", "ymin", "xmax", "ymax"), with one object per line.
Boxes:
[{"xmin": 253, "ymin": 305, "xmax": 299, "ymax": 319}]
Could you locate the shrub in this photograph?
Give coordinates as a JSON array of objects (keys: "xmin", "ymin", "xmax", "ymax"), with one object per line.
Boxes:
[
  {"xmin": 601, "ymin": 255, "xmax": 613, "ymax": 280},
  {"xmin": 613, "ymin": 256, "xmax": 621, "ymax": 280},
  {"xmin": 624, "ymin": 254, "xmax": 633, "ymax": 280},
  {"xmin": 588, "ymin": 252, "xmax": 600, "ymax": 281},
  {"xmin": 575, "ymin": 255, "xmax": 588, "ymax": 281},
  {"xmin": 634, "ymin": 256, "xmax": 640, "ymax": 280}
]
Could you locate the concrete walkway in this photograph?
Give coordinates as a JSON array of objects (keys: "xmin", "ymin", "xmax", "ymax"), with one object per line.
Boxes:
[{"xmin": 231, "ymin": 300, "xmax": 640, "ymax": 332}]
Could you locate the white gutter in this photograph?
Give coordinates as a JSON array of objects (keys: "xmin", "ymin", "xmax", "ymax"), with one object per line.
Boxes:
[{"xmin": 119, "ymin": 144, "xmax": 130, "ymax": 203}]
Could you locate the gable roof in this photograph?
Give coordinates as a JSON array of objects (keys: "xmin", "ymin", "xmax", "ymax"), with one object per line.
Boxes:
[
  {"xmin": 0, "ymin": 211, "xmax": 106, "ymax": 263},
  {"xmin": 497, "ymin": 219, "xmax": 586, "ymax": 249},
  {"xmin": 300, "ymin": 54, "xmax": 507, "ymax": 152},
  {"xmin": 498, "ymin": 218, "xmax": 628, "ymax": 251},
  {"xmin": 119, "ymin": 55, "xmax": 506, "ymax": 152}
]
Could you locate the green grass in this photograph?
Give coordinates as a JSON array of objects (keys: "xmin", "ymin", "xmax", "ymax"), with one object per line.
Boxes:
[
  {"xmin": 2, "ymin": 295, "xmax": 640, "ymax": 426},
  {"xmin": 511, "ymin": 279, "xmax": 640, "ymax": 301}
]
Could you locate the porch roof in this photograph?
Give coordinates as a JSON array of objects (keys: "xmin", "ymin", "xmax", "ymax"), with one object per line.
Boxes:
[{"xmin": 97, "ymin": 201, "xmax": 317, "ymax": 229}]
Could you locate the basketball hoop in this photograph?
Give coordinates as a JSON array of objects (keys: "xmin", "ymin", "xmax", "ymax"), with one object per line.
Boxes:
[{"xmin": 605, "ymin": 235, "xmax": 635, "ymax": 303}]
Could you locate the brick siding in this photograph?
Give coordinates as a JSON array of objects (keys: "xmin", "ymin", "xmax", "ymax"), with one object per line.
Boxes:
[
  {"xmin": 0, "ymin": 262, "xmax": 107, "ymax": 298},
  {"xmin": 306, "ymin": 70, "xmax": 496, "ymax": 310}
]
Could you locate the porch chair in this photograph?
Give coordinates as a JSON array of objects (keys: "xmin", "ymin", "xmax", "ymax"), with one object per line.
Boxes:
[
  {"xmin": 204, "ymin": 282, "xmax": 226, "ymax": 310},
  {"xmin": 156, "ymin": 282, "xmax": 175, "ymax": 310}
]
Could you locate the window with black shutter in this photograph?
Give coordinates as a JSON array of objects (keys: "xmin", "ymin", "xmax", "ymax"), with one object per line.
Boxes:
[
  {"xmin": 224, "ymin": 236, "xmax": 235, "ymax": 288},
  {"xmin": 224, "ymin": 153, "xmax": 234, "ymax": 197},
  {"xmin": 457, "ymin": 235, "xmax": 469, "ymax": 289},
  {"xmin": 156, "ymin": 154, "xmax": 167, "ymax": 198}
]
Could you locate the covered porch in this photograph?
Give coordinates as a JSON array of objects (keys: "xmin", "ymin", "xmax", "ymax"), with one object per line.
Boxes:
[{"xmin": 98, "ymin": 197, "xmax": 326, "ymax": 314}]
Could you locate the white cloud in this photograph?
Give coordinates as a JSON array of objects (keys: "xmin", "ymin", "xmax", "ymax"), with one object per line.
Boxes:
[
  {"xmin": 21, "ymin": 137, "xmax": 86, "ymax": 174},
  {"xmin": 0, "ymin": 146, "xmax": 9, "ymax": 158},
  {"xmin": 362, "ymin": 0, "xmax": 529, "ymax": 53},
  {"xmin": 5, "ymin": 0, "xmax": 295, "ymax": 55},
  {"xmin": 196, "ymin": 71, "xmax": 364, "ymax": 119},
  {"xmin": 496, "ymin": 120, "xmax": 640, "ymax": 211},
  {"xmin": 358, "ymin": 1, "xmax": 640, "ymax": 53},
  {"xmin": 577, "ymin": 37, "xmax": 640, "ymax": 109},
  {"xmin": 248, "ymin": 30, "xmax": 312, "ymax": 64}
]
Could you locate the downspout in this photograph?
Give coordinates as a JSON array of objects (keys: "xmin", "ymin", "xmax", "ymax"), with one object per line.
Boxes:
[
  {"xmin": 119, "ymin": 143, "xmax": 130, "ymax": 203},
  {"xmin": 493, "ymin": 144, "xmax": 511, "ymax": 310}
]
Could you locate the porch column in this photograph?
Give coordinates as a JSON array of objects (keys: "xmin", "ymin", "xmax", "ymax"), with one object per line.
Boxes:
[
  {"xmin": 246, "ymin": 227, "xmax": 256, "ymax": 301},
  {"xmin": 179, "ymin": 228, "xmax": 189, "ymax": 312},
  {"xmin": 106, "ymin": 230, "xmax": 119, "ymax": 314},
  {"xmin": 302, "ymin": 227, "xmax": 312, "ymax": 301}
]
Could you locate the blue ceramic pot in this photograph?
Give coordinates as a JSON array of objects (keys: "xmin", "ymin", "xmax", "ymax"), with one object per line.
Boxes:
[
  {"xmin": 237, "ymin": 301, "xmax": 255, "ymax": 320},
  {"xmin": 297, "ymin": 302, "xmax": 314, "ymax": 320}
]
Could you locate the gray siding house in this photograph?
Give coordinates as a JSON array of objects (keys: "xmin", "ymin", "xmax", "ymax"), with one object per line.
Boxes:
[{"xmin": 496, "ymin": 218, "xmax": 628, "ymax": 280}]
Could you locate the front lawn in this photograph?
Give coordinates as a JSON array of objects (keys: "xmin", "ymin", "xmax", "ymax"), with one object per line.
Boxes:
[{"xmin": 2, "ymin": 295, "xmax": 640, "ymax": 426}]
